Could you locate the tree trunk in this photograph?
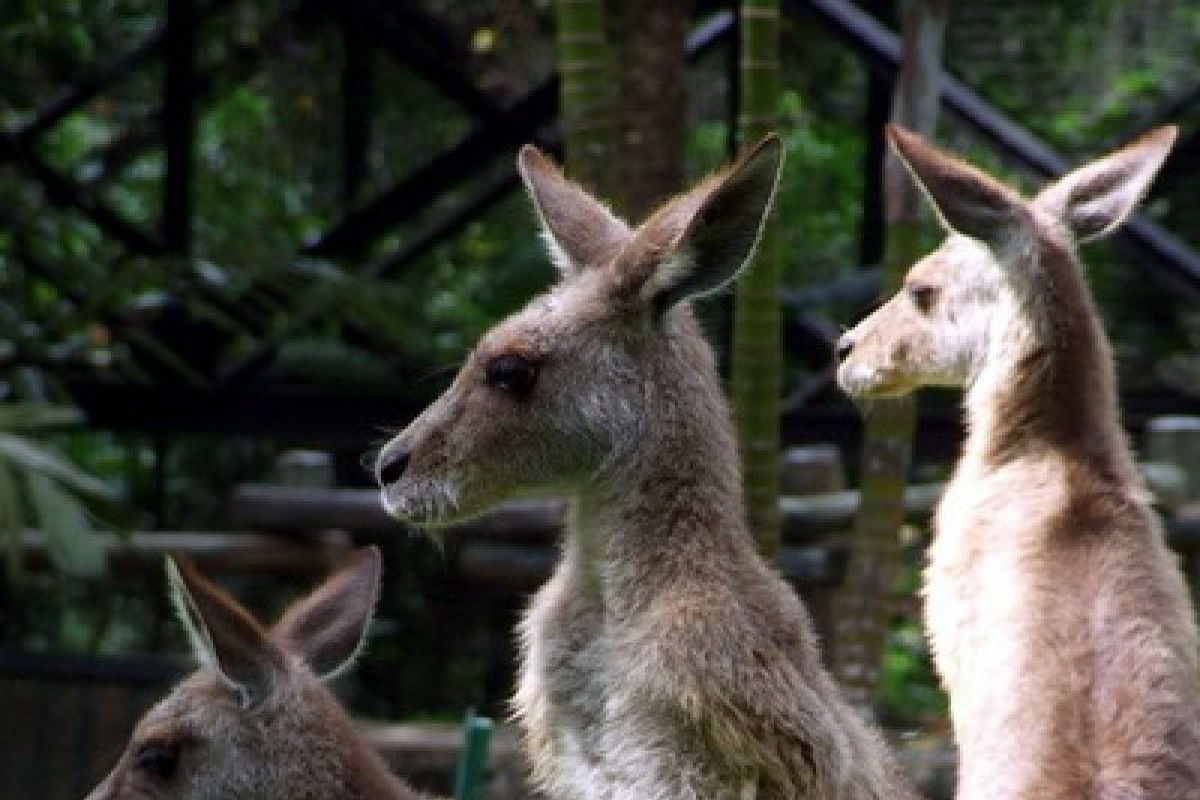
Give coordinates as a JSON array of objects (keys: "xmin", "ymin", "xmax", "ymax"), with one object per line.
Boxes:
[
  {"xmin": 554, "ymin": 0, "xmax": 619, "ymax": 199},
  {"xmin": 834, "ymin": 0, "xmax": 949, "ymax": 711},
  {"xmin": 608, "ymin": 0, "xmax": 688, "ymax": 219},
  {"xmin": 731, "ymin": 0, "xmax": 782, "ymax": 555}
]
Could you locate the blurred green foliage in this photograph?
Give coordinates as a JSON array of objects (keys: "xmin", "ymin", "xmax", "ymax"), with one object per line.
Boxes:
[{"xmin": 0, "ymin": 0, "xmax": 1197, "ymax": 728}]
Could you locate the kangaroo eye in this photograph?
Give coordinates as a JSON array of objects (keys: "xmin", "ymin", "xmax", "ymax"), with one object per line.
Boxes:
[
  {"xmin": 485, "ymin": 354, "xmax": 538, "ymax": 399},
  {"xmin": 908, "ymin": 284, "xmax": 938, "ymax": 313},
  {"xmin": 134, "ymin": 739, "xmax": 180, "ymax": 782}
]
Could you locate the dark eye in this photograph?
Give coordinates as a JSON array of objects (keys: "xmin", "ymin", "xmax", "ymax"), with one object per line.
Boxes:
[
  {"xmin": 134, "ymin": 740, "xmax": 180, "ymax": 782},
  {"xmin": 908, "ymin": 284, "xmax": 938, "ymax": 313},
  {"xmin": 485, "ymin": 354, "xmax": 538, "ymax": 399}
]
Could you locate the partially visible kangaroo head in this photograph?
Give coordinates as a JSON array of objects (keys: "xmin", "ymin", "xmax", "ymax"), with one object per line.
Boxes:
[
  {"xmin": 85, "ymin": 548, "xmax": 401, "ymax": 800},
  {"xmin": 376, "ymin": 137, "xmax": 782, "ymax": 526},
  {"xmin": 837, "ymin": 124, "xmax": 1176, "ymax": 399}
]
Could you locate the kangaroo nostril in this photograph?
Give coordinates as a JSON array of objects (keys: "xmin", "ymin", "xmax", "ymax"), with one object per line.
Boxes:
[
  {"xmin": 377, "ymin": 449, "xmax": 411, "ymax": 487},
  {"xmin": 836, "ymin": 336, "xmax": 854, "ymax": 361}
]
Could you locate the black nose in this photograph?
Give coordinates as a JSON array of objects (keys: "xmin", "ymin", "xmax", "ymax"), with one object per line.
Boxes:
[
  {"xmin": 377, "ymin": 449, "xmax": 411, "ymax": 487},
  {"xmin": 836, "ymin": 335, "xmax": 854, "ymax": 361}
]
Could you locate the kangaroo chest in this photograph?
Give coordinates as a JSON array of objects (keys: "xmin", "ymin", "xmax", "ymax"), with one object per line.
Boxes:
[
  {"xmin": 924, "ymin": 468, "xmax": 1058, "ymax": 725},
  {"xmin": 514, "ymin": 558, "xmax": 754, "ymax": 800}
]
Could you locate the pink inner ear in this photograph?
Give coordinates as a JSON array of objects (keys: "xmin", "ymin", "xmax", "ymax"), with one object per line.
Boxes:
[
  {"xmin": 1036, "ymin": 126, "xmax": 1176, "ymax": 242},
  {"xmin": 272, "ymin": 547, "xmax": 381, "ymax": 678},
  {"xmin": 169, "ymin": 557, "xmax": 284, "ymax": 703},
  {"xmin": 518, "ymin": 146, "xmax": 630, "ymax": 275},
  {"xmin": 887, "ymin": 124, "xmax": 1025, "ymax": 244},
  {"xmin": 609, "ymin": 135, "xmax": 782, "ymax": 310}
]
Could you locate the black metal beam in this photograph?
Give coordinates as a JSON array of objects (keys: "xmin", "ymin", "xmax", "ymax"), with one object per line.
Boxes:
[
  {"xmin": 306, "ymin": 9, "xmax": 735, "ymax": 259},
  {"xmin": 8, "ymin": 0, "xmax": 231, "ymax": 146},
  {"xmin": 340, "ymin": 7, "xmax": 374, "ymax": 208},
  {"xmin": 304, "ymin": 83, "xmax": 558, "ymax": 258},
  {"xmin": 352, "ymin": 10, "xmax": 736, "ymax": 298},
  {"xmin": 66, "ymin": 379, "xmax": 431, "ymax": 448},
  {"xmin": 163, "ymin": 0, "xmax": 196, "ymax": 253},
  {"xmin": 11, "ymin": 37, "xmax": 165, "ymax": 146},
  {"xmin": 80, "ymin": 1, "xmax": 314, "ymax": 190},
  {"xmin": 372, "ymin": 168, "xmax": 521, "ymax": 280},
  {"xmin": 360, "ymin": 2, "xmax": 500, "ymax": 121},
  {"xmin": 1116, "ymin": 80, "xmax": 1200, "ymax": 146},
  {"xmin": 0, "ymin": 136, "xmax": 165, "ymax": 255},
  {"xmin": 791, "ymin": 0, "xmax": 1200, "ymax": 297},
  {"xmin": 0, "ymin": 650, "xmax": 180, "ymax": 686}
]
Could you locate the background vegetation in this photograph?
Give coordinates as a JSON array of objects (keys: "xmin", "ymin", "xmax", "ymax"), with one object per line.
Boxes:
[{"xmin": 1, "ymin": 0, "xmax": 1198, "ymax": 735}]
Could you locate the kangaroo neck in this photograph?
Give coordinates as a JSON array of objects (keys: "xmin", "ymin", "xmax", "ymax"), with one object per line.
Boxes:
[
  {"xmin": 964, "ymin": 238, "xmax": 1129, "ymax": 475},
  {"xmin": 564, "ymin": 323, "xmax": 753, "ymax": 607}
]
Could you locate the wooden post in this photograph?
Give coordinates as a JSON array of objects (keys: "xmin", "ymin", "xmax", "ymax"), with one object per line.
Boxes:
[
  {"xmin": 834, "ymin": 0, "xmax": 949, "ymax": 711},
  {"xmin": 731, "ymin": 0, "xmax": 784, "ymax": 555}
]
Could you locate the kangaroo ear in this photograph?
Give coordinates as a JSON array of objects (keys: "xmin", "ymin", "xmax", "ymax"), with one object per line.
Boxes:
[
  {"xmin": 272, "ymin": 546, "xmax": 382, "ymax": 680},
  {"xmin": 1034, "ymin": 126, "xmax": 1176, "ymax": 243},
  {"xmin": 167, "ymin": 556, "xmax": 285, "ymax": 708},
  {"xmin": 518, "ymin": 145, "xmax": 631, "ymax": 276},
  {"xmin": 886, "ymin": 124, "xmax": 1027, "ymax": 247},
  {"xmin": 613, "ymin": 133, "xmax": 783, "ymax": 313}
]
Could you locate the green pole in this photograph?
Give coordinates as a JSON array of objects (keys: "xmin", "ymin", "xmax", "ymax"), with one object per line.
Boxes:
[{"xmin": 453, "ymin": 710, "xmax": 493, "ymax": 800}]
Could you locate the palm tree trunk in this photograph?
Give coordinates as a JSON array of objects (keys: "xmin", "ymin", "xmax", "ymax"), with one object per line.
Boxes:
[
  {"xmin": 554, "ymin": 0, "xmax": 619, "ymax": 199},
  {"xmin": 731, "ymin": 0, "xmax": 782, "ymax": 555},
  {"xmin": 834, "ymin": 0, "xmax": 949, "ymax": 710}
]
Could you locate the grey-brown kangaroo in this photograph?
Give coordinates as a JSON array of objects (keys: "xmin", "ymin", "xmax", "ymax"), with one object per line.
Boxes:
[
  {"xmin": 375, "ymin": 137, "xmax": 913, "ymax": 799},
  {"xmin": 85, "ymin": 548, "xmax": 436, "ymax": 800},
  {"xmin": 839, "ymin": 124, "xmax": 1200, "ymax": 799}
]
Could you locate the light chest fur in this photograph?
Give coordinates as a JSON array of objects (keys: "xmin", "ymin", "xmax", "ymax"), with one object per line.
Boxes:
[{"xmin": 838, "ymin": 125, "xmax": 1200, "ymax": 800}]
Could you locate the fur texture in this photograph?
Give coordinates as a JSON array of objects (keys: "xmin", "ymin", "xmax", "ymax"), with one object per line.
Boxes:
[
  {"xmin": 84, "ymin": 548, "xmax": 435, "ymax": 800},
  {"xmin": 376, "ymin": 137, "xmax": 914, "ymax": 800},
  {"xmin": 838, "ymin": 124, "xmax": 1200, "ymax": 800}
]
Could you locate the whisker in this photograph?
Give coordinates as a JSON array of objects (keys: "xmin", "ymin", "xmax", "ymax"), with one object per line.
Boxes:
[{"xmin": 419, "ymin": 362, "xmax": 461, "ymax": 383}]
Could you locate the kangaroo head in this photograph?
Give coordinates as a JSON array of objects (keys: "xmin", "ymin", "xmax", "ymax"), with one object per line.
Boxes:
[
  {"xmin": 85, "ymin": 548, "xmax": 382, "ymax": 800},
  {"xmin": 375, "ymin": 136, "xmax": 783, "ymax": 527},
  {"xmin": 837, "ymin": 124, "xmax": 1176, "ymax": 398}
]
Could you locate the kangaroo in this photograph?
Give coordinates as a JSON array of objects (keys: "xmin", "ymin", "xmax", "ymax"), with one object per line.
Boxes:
[
  {"xmin": 837, "ymin": 124, "xmax": 1200, "ymax": 799},
  {"xmin": 374, "ymin": 137, "xmax": 913, "ymax": 800},
  {"xmin": 84, "ymin": 547, "xmax": 437, "ymax": 800}
]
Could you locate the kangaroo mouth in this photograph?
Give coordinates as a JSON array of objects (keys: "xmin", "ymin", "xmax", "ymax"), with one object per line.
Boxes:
[
  {"xmin": 836, "ymin": 362, "xmax": 914, "ymax": 399},
  {"xmin": 379, "ymin": 478, "xmax": 464, "ymax": 529}
]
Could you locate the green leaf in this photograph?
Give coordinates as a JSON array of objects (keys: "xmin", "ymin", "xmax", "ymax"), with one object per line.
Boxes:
[
  {"xmin": 25, "ymin": 470, "xmax": 105, "ymax": 578},
  {"xmin": 0, "ymin": 433, "xmax": 119, "ymax": 503},
  {"xmin": 0, "ymin": 403, "xmax": 84, "ymax": 431}
]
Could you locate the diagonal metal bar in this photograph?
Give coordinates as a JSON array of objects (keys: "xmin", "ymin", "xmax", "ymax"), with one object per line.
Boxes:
[
  {"xmin": 8, "ymin": 0, "xmax": 232, "ymax": 145},
  {"xmin": 792, "ymin": 0, "xmax": 1200, "ymax": 298},
  {"xmin": 221, "ymin": 10, "xmax": 736, "ymax": 383},
  {"xmin": 358, "ymin": 2, "xmax": 501, "ymax": 121},
  {"xmin": 1114, "ymin": 80, "xmax": 1200, "ymax": 148},
  {"xmin": 305, "ymin": 8, "xmax": 735, "ymax": 259},
  {"xmin": 303, "ymin": 83, "xmax": 559, "ymax": 258},
  {"xmin": 372, "ymin": 168, "xmax": 523, "ymax": 280},
  {"xmin": 0, "ymin": 135, "xmax": 165, "ymax": 254}
]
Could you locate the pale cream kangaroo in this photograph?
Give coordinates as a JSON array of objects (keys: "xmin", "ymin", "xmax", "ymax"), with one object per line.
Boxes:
[
  {"xmin": 839, "ymin": 124, "xmax": 1200, "ymax": 800},
  {"xmin": 85, "ymin": 548, "xmax": 436, "ymax": 800},
  {"xmin": 376, "ymin": 138, "xmax": 914, "ymax": 799}
]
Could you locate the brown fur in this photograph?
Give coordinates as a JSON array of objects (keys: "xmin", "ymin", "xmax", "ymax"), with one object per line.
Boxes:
[
  {"xmin": 838, "ymin": 125, "xmax": 1200, "ymax": 800},
  {"xmin": 85, "ymin": 548, "xmax": 436, "ymax": 800},
  {"xmin": 376, "ymin": 137, "xmax": 915, "ymax": 799}
]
